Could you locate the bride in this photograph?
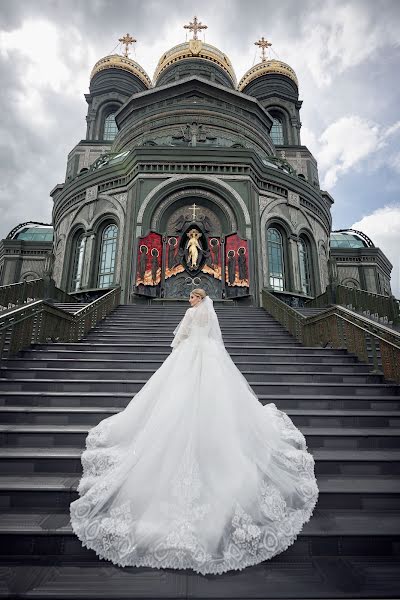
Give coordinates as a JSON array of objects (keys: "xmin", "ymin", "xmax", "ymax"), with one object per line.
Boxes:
[{"xmin": 70, "ymin": 288, "xmax": 318, "ymax": 575}]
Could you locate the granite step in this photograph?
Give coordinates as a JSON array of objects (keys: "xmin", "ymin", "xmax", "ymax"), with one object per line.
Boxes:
[
  {"xmin": 0, "ymin": 447, "xmax": 399, "ymax": 476},
  {"xmin": 1, "ymin": 406, "xmax": 399, "ymax": 428},
  {"xmin": 0, "ymin": 558, "xmax": 399, "ymax": 599},
  {"xmin": 1, "ymin": 391, "xmax": 399, "ymax": 410},
  {"xmin": 30, "ymin": 342, "xmax": 308, "ymax": 353},
  {"xmin": 1, "ymin": 510, "xmax": 399, "ymax": 551},
  {"xmin": 0, "ymin": 368, "xmax": 384, "ymax": 384},
  {"xmin": 1, "ymin": 425, "xmax": 399, "ymax": 450},
  {"xmin": 0, "ymin": 475, "xmax": 399, "ymax": 511},
  {"xmin": 3, "ymin": 358, "xmax": 371, "ymax": 372},
  {"xmin": 23, "ymin": 345, "xmax": 352, "ymax": 357},
  {"xmin": 0, "ymin": 378, "xmax": 396, "ymax": 395}
]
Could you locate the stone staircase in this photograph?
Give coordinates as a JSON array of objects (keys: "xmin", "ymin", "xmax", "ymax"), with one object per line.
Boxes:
[{"xmin": 0, "ymin": 303, "xmax": 399, "ymax": 598}]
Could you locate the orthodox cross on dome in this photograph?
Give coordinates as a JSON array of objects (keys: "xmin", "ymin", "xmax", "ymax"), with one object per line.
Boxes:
[
  {"xmin": 189, "ymin": 202, "xmax": 201, "ymax": 220},
  {"xmin": 255, "ymin": 36, "xmax": 272, "ymax": 61},
  {"xmin": 119, "ymin": 33, "xmax": 136, "ymax": 57},
  {"xmin": 184, "ymin": 16, "xmax": 208, "ymax": 40}
]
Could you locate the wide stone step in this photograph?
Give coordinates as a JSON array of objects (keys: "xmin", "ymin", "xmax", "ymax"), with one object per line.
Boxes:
[
  {"xmin": 1, "ymin": 425, "xmax": 399, "ymax": 450},
  {"xmin": 16, "ymin": 351, "xmax": 363, "ymax": 366},
  {"xmin": 0, "ymin": 368, "xmax": 383, "ymax": 384},
  {"xmin": 1, "ymin": 405, "xmax": 399, "ymax": 428},
  {"xmin": 28, "ymin": 343, "xmax": 349, "ymax": 355},
  {"xmin": 1, "ymin": 391, "xmax": 399, "ymax": 410},
  {"xmin": 4, "ymin": 358, "xmax": 369, "ymax": 371},
  {"xmin": 1, "ymin": 558, "xmax": 400, "ymax": 599},
  {"xmin": 98, "ymin": 320, "xmax": 285, "ymax": 328},
  {"xmin": 0, "ymin": 446, "xmax": 399, "ymax": 477},
  {"xmin": 94, "ymin": 329, "xmax": 290, "ymax": 337},
  {"xmin": 0, "ymin": 475, "xmax": 399, "ymax": 511},
  {"xmin": 0, "ymin": 378, "xmax": 396, "ymax": 395},
  {"xmin": 84, "ymin": 335, "xmax": 297, "ymax": 343},
  {"xmin": 1, "ymin": 510, "xmax": 399, "ymax": 548}
]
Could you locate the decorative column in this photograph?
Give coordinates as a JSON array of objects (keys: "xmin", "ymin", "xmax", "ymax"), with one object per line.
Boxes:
[
  {"xmin": 80, "ymin": 232, "xmax": 95, "ymax": 289},
  {"xmin": 286, "ymin": 191, "xmax": 302, "ymax": 293},
  {"xmin": 288, "ymin": 234, "xmax": 301, "ymax": 293}
]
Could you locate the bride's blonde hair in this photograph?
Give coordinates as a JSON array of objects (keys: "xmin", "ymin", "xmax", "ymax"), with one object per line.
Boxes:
[{"xmin": 191, "ymin": 288, "xmax": 207, "ymax": 300}]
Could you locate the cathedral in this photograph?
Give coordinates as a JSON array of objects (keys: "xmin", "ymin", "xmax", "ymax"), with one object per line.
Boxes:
[{"xmin": 0, "ymin": 21, "xmax": 393, "ymax": 303}]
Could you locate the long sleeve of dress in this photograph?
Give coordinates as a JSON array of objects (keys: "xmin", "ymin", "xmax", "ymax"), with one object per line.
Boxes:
[{"xmin": 170, "ymin": 308, "xmax": 194, "ymax": 349}]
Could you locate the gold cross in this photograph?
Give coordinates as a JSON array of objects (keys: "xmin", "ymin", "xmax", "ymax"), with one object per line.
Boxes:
[
  {"xmin": 255, "ymin": 37, "xmax": 272, "ymax": 61},
  {"xmin": 184, "ymin": 16, "xmax": 208, "ymax": 41},
  {"xmin": 119, "ymin": 33, "xmax": 136, "ymax": 57},
  {"xmin": 190, "ymin": 203, "xmax": 201, "ymax": 220}
]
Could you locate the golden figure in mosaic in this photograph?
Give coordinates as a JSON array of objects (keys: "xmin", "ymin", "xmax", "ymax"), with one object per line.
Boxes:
[{"xmin": 185, "ymin": 229, "xmax": 203, "ymax": 269}]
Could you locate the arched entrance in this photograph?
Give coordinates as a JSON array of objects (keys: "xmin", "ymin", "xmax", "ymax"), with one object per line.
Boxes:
[{"xmin": 134, "ymin": 193, "xmax": 250, "ymax": 300}]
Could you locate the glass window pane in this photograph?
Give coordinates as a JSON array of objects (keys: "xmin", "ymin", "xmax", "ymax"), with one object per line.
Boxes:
[
  {"xmin": 267, "ymin": 227, "xmax": 285, "ymax": 291},
  {"xmin": 103, "ymin": 113, "xmax": 118, "ymax": 141},
  {"xmin": 98, "ymin": 224, "xmax": 118, "ymax": 288},
  {"xmin": 270, "ymin": 117, "xmax": 284, "ymax": 145}
]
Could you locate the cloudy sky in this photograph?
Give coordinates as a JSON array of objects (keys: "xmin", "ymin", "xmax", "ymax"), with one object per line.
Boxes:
[{"xmin": 0, "ymin": 0, "xmax": 399, "ymax": 293}]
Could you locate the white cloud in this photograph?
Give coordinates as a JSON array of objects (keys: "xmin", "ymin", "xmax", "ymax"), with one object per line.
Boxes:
[
  {"xmin": 311, "ymin": 116, "xmax": 400, "ymax": 188},
  {"xmin": 352, "ymin": 205, "xmax": 400, "ymax": 297},
  {"xmin": 294, "ymin": 1, "xmax": 400, "ymax": 88},
  {"xmin": 0, "ymin": 19, "xmax": 95, "ymax": 130}
]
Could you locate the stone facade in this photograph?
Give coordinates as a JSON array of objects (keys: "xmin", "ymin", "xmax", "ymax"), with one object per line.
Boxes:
[{"xmin": 48, "ymin": 41, "xmax": 335, "ymax": 305}]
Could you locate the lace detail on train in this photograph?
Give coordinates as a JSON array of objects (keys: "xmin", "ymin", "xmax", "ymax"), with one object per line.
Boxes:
[
  {"xmin": 70, "ymin": 410, "xmax": 318, "ymax": 575},
  {"xmin": 76, "ymin": 419, "xmax": 122, "ymax": 494}
]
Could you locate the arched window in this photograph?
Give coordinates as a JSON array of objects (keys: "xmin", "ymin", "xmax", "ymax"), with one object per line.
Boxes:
[
  {"xmin": 71, "ymin": 233, "xmax": 86, "ymax": 292},
  {"xmin": 98, "ymin": 224, "xmax": 118, "ymax": 288},
  {"xmin": 267, "ymin": 227, "xmax": 285, "ymax": 291},
  {"xmin": 270, "ymin": 116, "xmax": 284, "ymax": 145},
  {"xmin": 103, "ymin": 113, "xmax": 118, "ymax": 141},
  {"xmin": 298, "ymin": 237, "xmax": 312, "ymax": 295}
]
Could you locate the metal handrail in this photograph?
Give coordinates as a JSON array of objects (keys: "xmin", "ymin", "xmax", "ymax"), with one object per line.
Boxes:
[
  {"xmin": 0, "ymin": 287, "xmax": 120, "ymax": 360},
  {"xmin": 305, "ymin": 284, "xmax": 400, "ymax": 326},
  {"xmin": 262, "ymin": 288, "xmax": 400, "ymax": 383},
  {"xmin": 0, "ymin": 278, "xmax": 72, "ymax": 313}
]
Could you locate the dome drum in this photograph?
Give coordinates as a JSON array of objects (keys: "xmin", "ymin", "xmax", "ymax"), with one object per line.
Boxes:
[
  {"xmin": 153, "ymin": 41, "xmax": 237, "ymax": 88},
  {"xmin": 90, "ymin": 54, "xmax": 152, "ymax": 89},
  {"xmin": 238, "ymin": 59, "xmax": 298, "ymax": 92}
]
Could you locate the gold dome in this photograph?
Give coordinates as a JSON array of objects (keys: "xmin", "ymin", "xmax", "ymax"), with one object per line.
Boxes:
[
  {"xmin": 90, "ymin": 54, "xmax": 152, "ymax": 88},
  {"xmin": 153, "ymin": 40, "xmax": 237, "ymax": 86},
  {"xmin": 238, "ymin": 59, "xmax": 298, "ymax": 91}
]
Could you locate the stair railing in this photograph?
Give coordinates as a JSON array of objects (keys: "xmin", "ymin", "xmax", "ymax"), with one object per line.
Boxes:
[
  {"xmin": 262, "ymin": 288, "xmax": 400, "ymax": 383},
  {"xmin": 0, "ymin": 287, "xmax": 120, "ymax": 360},
  {"xmin": 305, "ymin": 284, "xmax": 400, "ymax": 327},
  {"xmin": 0, "ymin": 278, "xmax": 72, "ymax": 314}
]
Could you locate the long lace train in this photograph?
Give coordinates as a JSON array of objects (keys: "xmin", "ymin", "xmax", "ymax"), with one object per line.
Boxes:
[{"xmin": 70, "ymin": 324, "xmax": 318, "ymax": 575}]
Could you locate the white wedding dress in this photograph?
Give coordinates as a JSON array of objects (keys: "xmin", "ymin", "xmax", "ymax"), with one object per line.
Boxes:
[{"xmin": 70, "ymin": 296, "xmax": 319, "ymax": 575}]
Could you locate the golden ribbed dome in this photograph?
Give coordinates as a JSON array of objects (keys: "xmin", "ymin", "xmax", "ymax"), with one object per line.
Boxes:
[
  {"xmin": 90, "ymin": 54, "xmax": 152, "ymax": 88},
  {"xmin": 238, "ymin": 59, "xmax": 298, "ymax": 91},
  {"xmin": 153, "ymin": 40, "xmax": 236, "ymax": 86}
]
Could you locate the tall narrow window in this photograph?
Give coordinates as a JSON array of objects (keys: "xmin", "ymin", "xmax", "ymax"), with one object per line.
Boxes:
[
  {"xmin": 267, "ymin": 227, "xmax": 285, "ymax": 291},
  {"xmin": 298, "ymin": 237, "xmax": 311, "ymax": 295},
  {"xmin": 270, "ymin": 116, "xmax": 284, "ymax": 145},
  {"xmin": 98, "ymin": 224, "xmax": 118, "ymax": 288},
  {"xmin": 71, "ymin": 233, "xmax": 86, "ymax": 292},
  {"xmin": 103, "ymin": 113, "xmax": 118, "ymax": 141}
]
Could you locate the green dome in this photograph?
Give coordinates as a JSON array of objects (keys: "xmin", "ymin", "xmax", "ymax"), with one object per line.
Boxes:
[
  {"xmin": 330, "ymin": 230, "xmax": 374, "ymax": 249},
  {"xmin": 8, "ymin": 223, "xmax": 53, "ymax": 242}
]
